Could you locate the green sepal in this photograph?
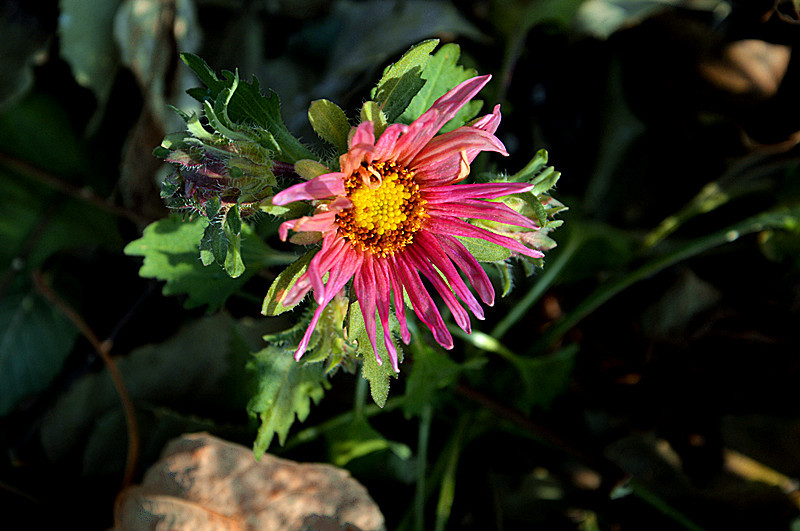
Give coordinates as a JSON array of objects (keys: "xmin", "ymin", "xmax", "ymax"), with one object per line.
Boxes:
[
  {"xmin": 308, "ymin": 99, "xmax": 350, "ymax": 153},
  {"xmin": 370, "ymin": 39, "xmax": 439, "ymax": 122},
  {"xmin": 261, "ymin": 248, "xmax": 316, "ymax": 316},
  {"xmin": 360, "ymin": 101, "xmax": 389, "ymax": 138}
]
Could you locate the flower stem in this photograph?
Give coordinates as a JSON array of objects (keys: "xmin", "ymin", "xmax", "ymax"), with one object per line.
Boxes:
[
  {"xmin": 491, "ymin": 233, "xmax": 581, "ymax": 340},
  {"xmin": 416, "ymin": 404, "xmax": 433, "ymax": 531},
  {"xmin": 434, "ymin": 413, "xmax": 471, "ymax": 531}
]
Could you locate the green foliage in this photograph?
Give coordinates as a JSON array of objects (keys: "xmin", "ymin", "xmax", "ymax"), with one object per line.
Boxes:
[
  {"xmin": 261, "ymin": 248, "xmax": 316, "ymax": 316},
  {"xmin": 402, "ymin": 341, "xmax": 485, "ymax": 418},
  {"xmin": 247, "ymin": 346, "xmax": 329, "ymax": 458},
  {"xmin": 326, "ymin": 417, "xmax": 411, "ymax": 466},
  {"xmin": 399, "ymin": 42, "xmax": 482, "ymax": 131},
  {"xmin": 308, "ymin": 99, "xmax": 350, "ymax": 153},
  {"xmin": 180, "ymin": 52, "xmax": 315, "ymax": 163},
  {"xmin": 349, "ymin": 304, "xmax": 402, "ymax": 408},
  {"xmin": 0, "ymin": 283, "xmax": 79, "ymax": 415},
  {"xmin": 124, "ymin": 215, "xmax": 280, "ymax": 311},
  {"xmin": 57, "ymin": 0, "xmax": 121, "ymax": 107},
  {"xmin": 371, "ymin": 39, "xmax": 439, "ymax": 122},
  {"xmin": 40, "ymin": 314, "xmax": 260, "ymax": 472}
]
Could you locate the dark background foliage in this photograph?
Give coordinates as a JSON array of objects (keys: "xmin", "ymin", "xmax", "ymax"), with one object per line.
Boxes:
[{"xmin": 2, "ymin": 0, "xmax": 800, "ymax": 529}]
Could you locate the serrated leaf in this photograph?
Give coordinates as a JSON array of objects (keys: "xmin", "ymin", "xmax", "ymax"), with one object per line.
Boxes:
[
  {"xmin": 247, "ymin": 346, "xmax": 328, "ymax": 457},
  {"xmin": 399, "ymin": 43, "xmax": 482, "ymax": 131},
  {"xmin": 261, "ymin": 248, "xmax": 316, "ymax": 316},
  {"xmin": 0, "ymin": 284, "xmax": 79, "ymax": 416},
  {"xmin": 124, "ymin": 215, "xmax": 274, "ymax": 311},
  {"xmin": 371, "ymin": 39, "xmax": 438, "ymax": 122},
  {"xmin": 308, "ymin": 99, "xmax": 350, "ymax": 153},
  {"xmin": 180, "ymin": 53, "xmax": 314, "ymax": 163},
  {"xmin": 349, "ymin": 304, "xmax": 401, "ymax": 408}
]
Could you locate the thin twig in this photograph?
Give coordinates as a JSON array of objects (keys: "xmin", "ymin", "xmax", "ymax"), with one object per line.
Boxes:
[
  {"xmin": 0, "ymin": 151, "xmax": 150, "ymax": 225},
  {"xmin": 31, "ymin": 271, "xmax": 140, "ymax": 490}
]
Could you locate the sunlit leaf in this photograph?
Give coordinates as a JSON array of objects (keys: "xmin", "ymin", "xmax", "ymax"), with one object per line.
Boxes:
[
  {"xmin": 247, "ymin": 346, "xmax": 329, "ymax": 458},
  {"xmin": 124, "ymin": 215, "xmax": 278, "ymax": 311}
]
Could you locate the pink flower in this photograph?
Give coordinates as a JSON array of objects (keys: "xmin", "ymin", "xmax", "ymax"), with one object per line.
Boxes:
[{"xmin": 272, "ymin": 75, "xmax": 543, "ymax": 372}]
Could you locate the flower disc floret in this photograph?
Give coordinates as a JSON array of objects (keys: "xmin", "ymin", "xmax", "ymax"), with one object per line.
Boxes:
[{"xmin": 336, "ymin": 161, "xmax": 427, "ymax": 257}]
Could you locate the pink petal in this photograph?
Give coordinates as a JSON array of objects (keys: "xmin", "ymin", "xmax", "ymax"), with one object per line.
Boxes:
[
  {"xmin": 423, "ymin": 182, "xmax": 534, "ymax": 203},
  {"xmin": 428, "ymin": 199, "xmax": 540, "ymax": 229},
  {"xmin": 426, "ymin": 215, "xmax": 545, "ymax": 259},
  {"xmin": 414, "ymin": 231, "xmax": 484, "ymax": 320},
  {"xmin": 391, "ymin": 253, "xmax": 454, "ymax": 350},
  {"xmin": 354, "ymin": 254, "xmax": 381, "ymax": 365},
  {"xmin": 395, "ymin": 75, "xmax": 492, "ymax": 166},
  {"xmin": 278, "ymin": 210, "xmax": 338, "ymax": 241},
  {"xmin": 411, "ymin": 128, "xmax": 507, "ymax": 185},
  {"xmin": 375, "ymin": 123, "xmax": 409, "ymax": 160},
  {"xmin": 436, "ymin": 234, "xmax": 495, "ymax": 306},
  {"xmin": 381, "ymin": 256, "xmax": 411, "ymax": 345},
  {"xmin": 405, "ymin": 244, "xmax": 472, "ymax": 334},
  {"xmin": 273, "ymin": 172, "xmax": 346, "ymax": 204},
  {"xmin": 372, "ymin": 257, "xmax": 400, "ymax": 372},
  {"xmin": 295, "ymin": 250, "xmax": 363, "ymax": 359}
]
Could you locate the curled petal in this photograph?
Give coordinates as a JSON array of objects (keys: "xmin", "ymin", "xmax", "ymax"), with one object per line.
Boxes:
[{"xmin": 426, "ymin": 215, "xmax": 544, "ymax": 259}]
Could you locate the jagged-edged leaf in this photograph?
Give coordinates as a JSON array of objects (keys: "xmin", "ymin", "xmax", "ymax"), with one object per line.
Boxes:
[
  {"xmin": 399, "ymin": 43, "xmax": 482, "ymax": 131},
  {"xmin": 349, "ymin": 304, "xmax": 402, "ymax": 408},
  {"xmin": 180, "ymin": 53, "xmax": 314, "ymax": 163},
  {"xmin": 360, "ymin": 101, "xmax": 388, "ymax": 138},
  {"xmin": 247, "ymin": 346, "xmax": 328, "ymax": 457},
  {"xmin": 124, "ymin": 215, "xmax": 279, "ymax": 311}
]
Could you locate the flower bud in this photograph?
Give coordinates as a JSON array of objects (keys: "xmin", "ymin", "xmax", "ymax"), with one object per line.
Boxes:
[{"xmin": 158, "ymin": 132, "xmax": 277, "ymax": 219}]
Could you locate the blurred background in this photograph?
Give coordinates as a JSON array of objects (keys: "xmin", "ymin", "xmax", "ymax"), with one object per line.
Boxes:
[{"xmin": 2, "ymin": 0, "xmax": 800, "ymax": 529}]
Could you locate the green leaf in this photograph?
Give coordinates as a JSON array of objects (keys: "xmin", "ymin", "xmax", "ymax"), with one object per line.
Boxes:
[
  {"xmin": 180, "ymin": 53, "xmax": 315, "ymax": 163},
  {"xmin": 402, "ymin": 341, "xmax": 485, "ymax": 418},
  {"xmin": 399, "ymin": 43, "xmax": 482, "ymax": 131},
  {"xmin": 349, "ymin": 304, "xmax": 402, "ymax": 408},
  {"xmin": 261, "ymin": 248, "xmax": 316, "ymax": 316},
  {"xmin": 124, "ymin": 215, "xmax": 275, "ymax": 311},
  {"xmin": 39, "ymin": 314, "xmax": 264, "ymax": 470},
  {"xmin": 0, "ymin": 283, "xmax": 79, "ymax": 416},
  {"xmin": 513, "ymin": 346, "xmax": 577, "ymax": 412},
  {"xmin": 371, "ymin": 39, "xmax": 439, "ymax": 122},
  {"xmin": 326, "ymin": 417, "xmax": 411, "ymax": 467},
  {"xmin": 308, "ymin": 99, "xmax": 350, "ymax": 153},
  {"xmin": 247, "ymin": 346, "xmax": 328, "ymax": 458},
  {"xmin": 457, "ymin": 235, "xmax": 512, "ymax": 262},
  {"xmin": 58, "ymin": 0, "xmax": 122, "ymax": 107}
]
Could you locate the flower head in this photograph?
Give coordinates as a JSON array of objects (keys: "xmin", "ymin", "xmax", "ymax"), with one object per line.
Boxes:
[{"xmin": 272, "ymin": 75, "xmax": 544, "ymax": 371}]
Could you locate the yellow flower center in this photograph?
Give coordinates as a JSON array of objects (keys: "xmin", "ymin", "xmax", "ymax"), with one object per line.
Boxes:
[{"xmin": 337, "ymin": 161, "xmax": 427, "ymax": 256}]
